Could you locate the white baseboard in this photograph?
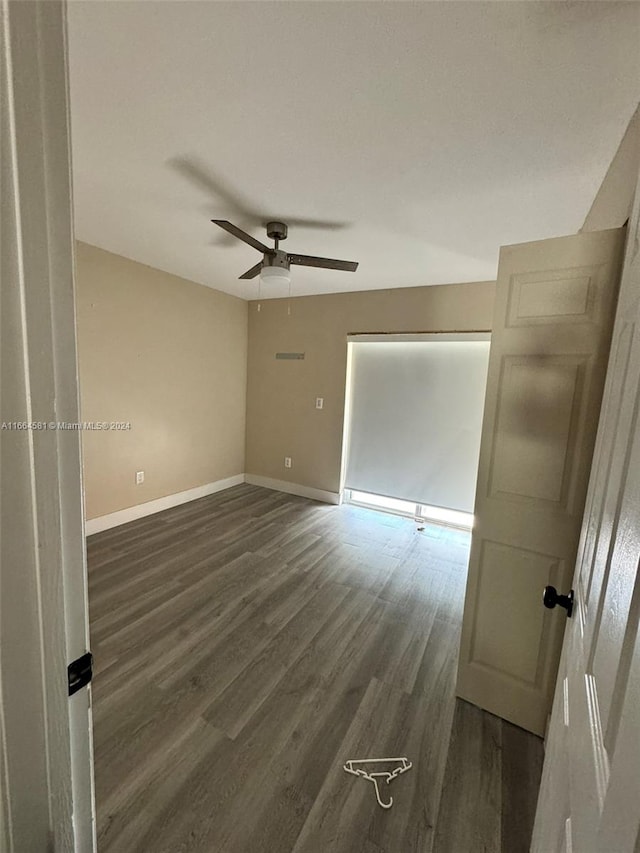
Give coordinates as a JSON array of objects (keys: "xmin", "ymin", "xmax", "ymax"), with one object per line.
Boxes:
[
  {"xmin": 245, "ymin": 474, "xmax": 340, "ymax": 505},
  {"xmin": 85, "ymin": 474, "xmax": 246, "ymax": 535}
]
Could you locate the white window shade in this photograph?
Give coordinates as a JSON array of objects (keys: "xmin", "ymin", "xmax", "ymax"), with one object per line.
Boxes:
[{"xmin": 344, "ymin": 338, "xmax": 490, "ymax": 514}]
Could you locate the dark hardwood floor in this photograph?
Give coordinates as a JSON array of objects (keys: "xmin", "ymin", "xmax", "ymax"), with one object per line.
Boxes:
[{"xmin": 87, "ymin": 483, "xmax": 543, "ymax": 852}]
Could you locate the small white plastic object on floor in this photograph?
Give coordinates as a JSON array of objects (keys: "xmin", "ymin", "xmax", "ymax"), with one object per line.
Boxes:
[{"xmin": 343, "ymin": 757, "xmax": 413, "ymax": 809}]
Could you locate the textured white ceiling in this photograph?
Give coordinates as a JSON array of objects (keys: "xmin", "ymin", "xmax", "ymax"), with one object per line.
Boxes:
[{"xmin": 67, "ymin": 1, "xmax": 640, "ymax": 300}]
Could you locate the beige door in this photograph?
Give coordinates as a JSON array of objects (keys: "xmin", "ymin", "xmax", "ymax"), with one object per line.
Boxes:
[
  {"xmin": 1, "ymin": 1, "xmax": 95, "ymax": 850},
  {"xmin": 532, "ymin": 178, "xmax": 640, "ymax": 852},
  {"xmin": 456, "ymin": 227, "xmax": 624, "ymax": 736}
]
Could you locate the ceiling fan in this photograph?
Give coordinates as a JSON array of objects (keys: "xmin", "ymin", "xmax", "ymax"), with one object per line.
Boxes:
[
  {"xmin": 211, "ymin": 219, "xmax": 359, "ymax": 283},
  {"xmin": 169, "ymin": 156, "xmax": 349, "ymax": 245}
]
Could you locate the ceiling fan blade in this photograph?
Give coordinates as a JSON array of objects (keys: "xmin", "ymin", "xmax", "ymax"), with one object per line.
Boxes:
[
  {"xmin": 169, "ymin": 159, "xmax": 351, "ymax": 232},
  {"xmin": 289, "ymin": 253, "xmax": 358, "ymax": 272},
  {"xmin": 169, "ymin": 156, "xmax": 261, "ymax": 219},
  {"xmin": 239, "ymin": 261, "xmax": 263, "ymax": 280},
  {"xmin": 211, "ymin": 220, "xmax": 271, "ymax": 254},
  {"xmin": 278, "ymin": 216, "xmax": 347, "ymax": 232}
]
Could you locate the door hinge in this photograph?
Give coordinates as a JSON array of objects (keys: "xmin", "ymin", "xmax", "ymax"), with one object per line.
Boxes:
[{"xmin": 68, "ymin": 651, "xmax": 93, "ymax": 696}]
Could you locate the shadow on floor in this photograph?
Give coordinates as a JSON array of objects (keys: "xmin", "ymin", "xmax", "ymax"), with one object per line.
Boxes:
[{"xmin": 434, "ymin": 698, "xmax": 544, "ymax": 853}]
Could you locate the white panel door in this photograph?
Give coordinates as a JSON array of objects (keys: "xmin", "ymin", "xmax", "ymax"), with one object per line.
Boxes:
[
  {"xmin": 457, "ymin": 228, "xmax": 624, "ymax": 735},
  {"xmin": 1, "ymin": 1, "xmax": 95, "ymax": 850},
  {"xmin": 532, "ymin": 177, "xmax": 640, "ymax": 852}
]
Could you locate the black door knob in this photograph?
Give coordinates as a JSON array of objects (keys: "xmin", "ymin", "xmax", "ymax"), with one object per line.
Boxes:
[{"xmin": 543, "ymin": 586, "xmax": 574, "ymax": 618}]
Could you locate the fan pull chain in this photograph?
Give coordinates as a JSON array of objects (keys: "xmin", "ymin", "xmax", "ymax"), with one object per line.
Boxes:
[
  {"xmin": 287, "ymin": 277, "xmax": 292, "ymax": 316},
  {"xmin": 257, "ymin": 276, "xmax": 262, "ymax": 312}
]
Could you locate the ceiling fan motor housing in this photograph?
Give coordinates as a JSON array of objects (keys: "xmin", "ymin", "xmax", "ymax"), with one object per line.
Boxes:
[
  {"xmin": 263, "ymin": 249, "xmax": 290, "ymax": 271},
  {"xmin": 266, "ymin": 221, "xmax": 288, "ymax": 242}
]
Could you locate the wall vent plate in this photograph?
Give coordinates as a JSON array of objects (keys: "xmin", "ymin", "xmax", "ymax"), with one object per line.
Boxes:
[{"xmin": 276, "ymin": 352, "xmax": 305, "ymax": 360}]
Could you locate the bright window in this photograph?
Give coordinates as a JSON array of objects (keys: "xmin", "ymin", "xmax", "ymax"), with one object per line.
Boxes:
[
  {"xmin": 346, "ymin": 489, "xmax": 473, "ymax": 530},
  {"xmin": 344, "ymin": 337, "xmax": 490, "ymax": 514}
]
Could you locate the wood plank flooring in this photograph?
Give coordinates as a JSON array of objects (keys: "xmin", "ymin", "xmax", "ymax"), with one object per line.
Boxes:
[{"xmin": 88, "ymin": 484, "xmax": 543, "ymax": 852}]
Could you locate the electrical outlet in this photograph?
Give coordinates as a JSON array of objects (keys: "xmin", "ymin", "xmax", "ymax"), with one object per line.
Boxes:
[
  {"xmin": 284, "ymin": 457, "xmax": 292, "ymax": 469},
  {"xmin": 136, "ymin": 470, "xmax": 144, "ymax": 485},
  {"xmin": 315, "ymin": 397, "xmax": 324, "ymax": 409}
]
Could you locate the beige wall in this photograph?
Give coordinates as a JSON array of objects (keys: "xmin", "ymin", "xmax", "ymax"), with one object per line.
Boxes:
[
  {"xmin": 75, "ymin": 242, "xmax": 248, "ymax": 519},
  {"xmin": 582, "ymin": 104, "xmax": 640, "ymax": 232},
  {"xmin": 245, "ymin": 281, "xmax": 495, "ymax": 494}
]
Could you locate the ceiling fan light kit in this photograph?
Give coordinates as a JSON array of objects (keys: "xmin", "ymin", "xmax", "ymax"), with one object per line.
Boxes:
[
  {"xmin": 260, "ymin": 261, "xmax": 291, "ymax": 286},
  {"xmin": 211, "ymin": 218, "xmax": 359, "ymax": 291}
]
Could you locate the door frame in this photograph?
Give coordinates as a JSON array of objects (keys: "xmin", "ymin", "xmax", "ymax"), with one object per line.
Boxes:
[{"xmin": 1, "ymin": 1, "xmax": 96, "ymax": 849}]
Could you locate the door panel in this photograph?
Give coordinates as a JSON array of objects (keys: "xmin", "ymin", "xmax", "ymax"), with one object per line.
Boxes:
[
  {"xmin": 457, "ymin": 228, "xmax": 624, "ymax": 735},
  {"xmin": 489, "ymin": 355, "xmax": 587, "ymax": 507},
  {"xmin": 471, "ymin": 540, "xmax": 562, "ymax": 686},
  {"xmin": 532, "ymin": 175, "xmax": 640, "ymax": 851}
]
